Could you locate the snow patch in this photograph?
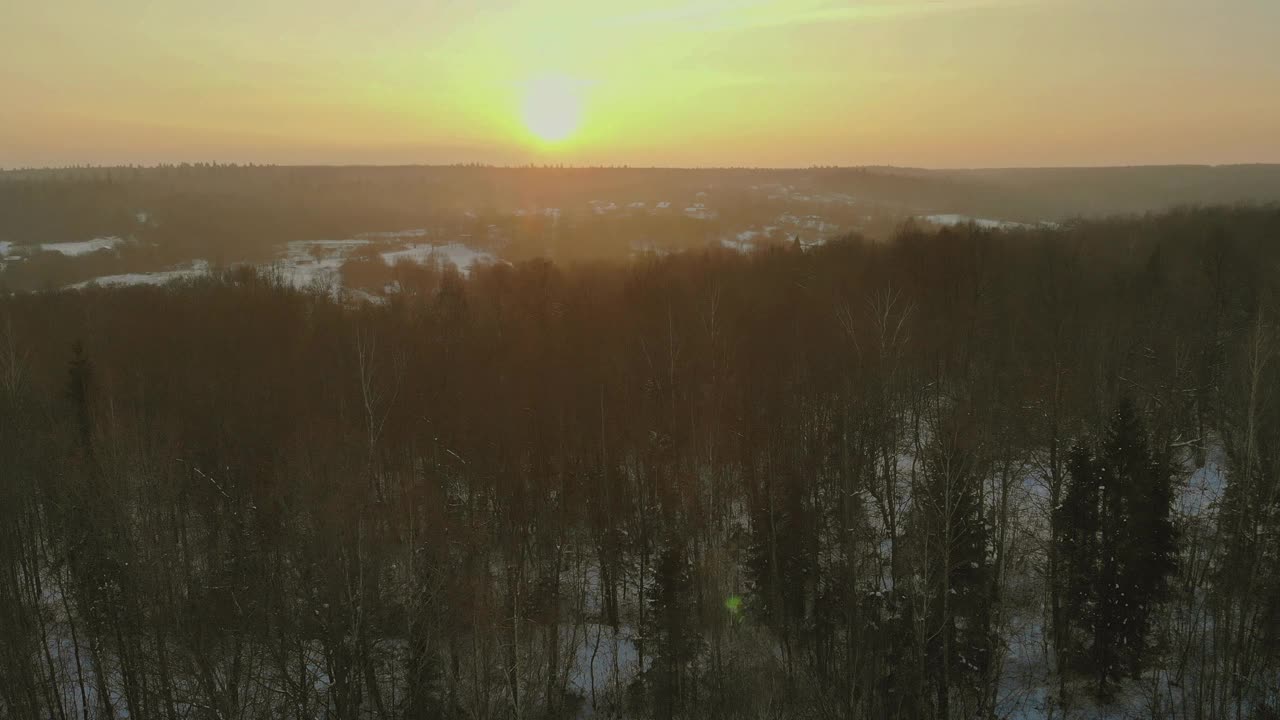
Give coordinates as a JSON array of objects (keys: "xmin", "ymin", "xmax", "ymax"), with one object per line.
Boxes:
[
  {"xmin": 356, "ymin": 229, "xmax": 427, "ymax": 239},
  {"xmin": 1180, "ymin": 442, "xmax": 1227, "ymax": 518},
  {"xmin": 68, "ymin": 260, "xmax": 210, "ymax": 289},
  {"xmin": 41, "ymin": 236, "xmax": 127, "ymax": 256},
  {"xmin": 569, "ymin": 624, "xmax": 642, "ymax": 698},
  {"xmin": 381, "ymin": 243, "xmax": 496, "ymax": 274},
  {"xmin": 721, "ymin": 230, "xmax": 760, "ymax": 253},
  {"xmin": 269, "ymin": 257, "xmax": 346, "ymax": 291},
  {"xmin": 921, "ymin": 214, "xmax": 1029, "ymax": 230}
]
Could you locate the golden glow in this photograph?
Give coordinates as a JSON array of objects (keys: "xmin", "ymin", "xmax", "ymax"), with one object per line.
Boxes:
[
  {"xmin": 522, "ymin": 75, "xmax": 585, "ymax": 144},
  {"xmin": 2, "ymin": 0, "xmax": 1280, "ymax": 167}
]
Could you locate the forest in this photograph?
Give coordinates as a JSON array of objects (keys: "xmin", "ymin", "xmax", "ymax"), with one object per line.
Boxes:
[
  {"xmin": 2, "ymin": 205, "xmax": 1280, "ymax": 719},
  {"xmin": 6, "ymin": 164, "xmax": 1280, "ymax": 286},
  {"xmin": 0, "ymin": 165, "xmax": 902, "ymax": 292}
]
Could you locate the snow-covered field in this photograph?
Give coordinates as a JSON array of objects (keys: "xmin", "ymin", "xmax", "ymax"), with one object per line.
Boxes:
[
  {"xmin": 41, "ymin": 236, "xmax": 128, "ymax": 255},
  {"xmin": 0, "ymin": 236, "xmax": 128, "ymax": 257},
  {"xmin": 269, "ymin": 239, "xmax": 372, "ymax": 291},
  {"xmin": 922, "ymin": 214, "xmax": 1029, "ymax": 230},
  {"xmin": 357, "ymin": 229, "xmax": 428, "ymax": 239},
  {"xmin": 721, "ymin": 230, "xmax": 761, "ymax": 253},
  {"xmin": 719, "ymin": 222, "xmax": 833, "ymax": 253},
  {"xmin": 55, "ymin": 233, "xmax": 498, "ymax": 296},
  {"xmin": 67, "ymin": 260, "xmax": 211, "ymax": 289},
  {"xmin": 380, "ymin": 242, "xmax": 495, "ymax": 272}
]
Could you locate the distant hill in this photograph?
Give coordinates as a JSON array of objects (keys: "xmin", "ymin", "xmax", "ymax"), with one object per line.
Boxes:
[
  {"xmin": 811, "ymin": 164, "xmax": 1280, "ymax": 222},
  {"xmin": 7, "ymin": 163, "xmax": 1279, "ymax": 227}
]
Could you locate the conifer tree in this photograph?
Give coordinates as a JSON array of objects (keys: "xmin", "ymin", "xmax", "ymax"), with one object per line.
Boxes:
[
  {"xmin": 643, "ymin": 540, "xmax": 701, "ymax": 720},
  {"xmin": 1054, "ymin": 400, "xmax": 1177, "ymax": 697}
]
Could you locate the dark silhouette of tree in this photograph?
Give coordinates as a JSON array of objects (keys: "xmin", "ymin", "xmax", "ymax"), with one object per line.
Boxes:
[{"xmin": 1055, "ymin": 399, "xmax": 1177, "ymax": 698}]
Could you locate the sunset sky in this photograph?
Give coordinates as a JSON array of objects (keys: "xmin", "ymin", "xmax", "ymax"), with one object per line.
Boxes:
[{"xmin": 4, "ymin": 0, "xmax": 1279, "ymax": 169}]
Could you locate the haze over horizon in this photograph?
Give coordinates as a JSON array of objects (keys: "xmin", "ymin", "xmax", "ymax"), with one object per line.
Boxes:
[
  {"xmin": 5, "ymin": 0, "xmax": 1280, "ymax": 170},
  {"xmin": 8, "ymin": 161, "xmax": 1280, "ymax": 172}
]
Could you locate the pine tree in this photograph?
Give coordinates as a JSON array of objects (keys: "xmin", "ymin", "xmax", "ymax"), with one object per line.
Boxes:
[
  {"xmin": 66, "ymin": 340, "xmax": 93, "ymax": 456},
  {"xmin": 746, "ymin": 475, "xmax": 814, "ymax": 640},
  {"xmin": 643, "ymin": 540, "xmax": 701, "ymax": 720},
  {"xmin": 1054, "ymin": 400, "xmax": 1177, "ymax": 697}
]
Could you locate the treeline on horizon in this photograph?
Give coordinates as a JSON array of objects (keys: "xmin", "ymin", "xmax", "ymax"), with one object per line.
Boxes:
[
  {"xmin": 4, "ymin": 164, "xmax": 1280, "ymax": 266},
  {"xmin": 2, "ymin": 205, "xmax": 1280, "ymax": 719},
  {"xmin": 0, "ymin": 164, "xmax": 899, "ymax": 291}
]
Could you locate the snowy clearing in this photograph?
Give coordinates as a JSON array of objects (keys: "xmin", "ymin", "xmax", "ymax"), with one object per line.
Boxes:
[
  {"xmin": 381, "ymin": 242, "xmax": 496, "ymax": 273},
  {"xmin": 41, "ymin": 236, "xmax": 128, "ymax": 255},
  {"xmin": 357, "ymin": 229, "xmax": 428, "ymax": 239},
  {"xmin": 921, "ymin": 214, "xmax": 1030, "ymax": 230},
  {"xmin": 67, "ymin": 260, "xmax": 210, "ymax": 289}
]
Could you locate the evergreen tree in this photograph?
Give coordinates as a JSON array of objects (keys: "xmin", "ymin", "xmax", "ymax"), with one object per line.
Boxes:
[
  {"xmin": 643, "ymin": 540, "xmax": 702, "ymax": 720},
  {"xmin": 66, "ymin": 339, "xmax": 93, "ymax": 456},
  {"xmin": 746, "ymin": 474, "xmax": 814, "ymax": 642},
  {"xmin": 1054, "ymin": 400, "xmax": 1177, "ymax": 697}
]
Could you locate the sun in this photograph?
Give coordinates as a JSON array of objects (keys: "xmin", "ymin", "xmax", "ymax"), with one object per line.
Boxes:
[{"xmin": 521, "ymin": 75, "xmax": 584, "ymax": 144}]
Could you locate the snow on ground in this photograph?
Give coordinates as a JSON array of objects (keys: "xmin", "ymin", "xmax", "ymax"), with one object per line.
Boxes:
[
  {"xmin": 357, "ymin": 229, "xmax": 427, "ymax": 239},
  {"xmin": 798, "ymin": 215, "xmax": 837, "ymax": 232},
  {"xmin": 55, "ymin": 232, "xmax": 499, "ymax": 297},
  {"xmin": 381, "ymin": 242, "xmax": 495, "ymax": 274},
  {"xmin": 570, "ymin": 623, "xmax": 641, "ymax": 703},
  {"xmin": 799, "ymin": 237, "xmax": 828, "ymax": 250},
  {"xmin": 288, "ymin": 239, "xmax": 372, "ymax": 251},
  {"xmin": 721, "ymin": 229, "xmax": 760, "ymax": 253},
  {"xmin": 347, "ymin": 288, "xmax": 390, "ymax": 306},
  {"xmin": 683, "ymin": 203, "xmax": 716, "ymax": 220},
  {"xmin": 41, "ymin": 236, "xmax": 127, "ymax": 255},
  {"xmin": 997, "ymin": 614, "xmax": 1053, "ymax": 720},
  {"xmin": 921, "ymin": 214, "xmax": 1029, "ymax": 230},
  {"xmin": 1179, "ymin": 441, "xmax": 1228, "ymax": 518},
  {"xmin": 776, "ymin": 213, "xmax": 838, "ymax": 234},
  {"xmin": 67, "ymin": 260, "xmax": 210, "ymax": 289},
  {"xmin": 272, "ymin": 239, "xmax": 373, "ymax": 291},
  {"xmin": 269, "ymin": 256, "xmax": 346, "ymax": 291}
]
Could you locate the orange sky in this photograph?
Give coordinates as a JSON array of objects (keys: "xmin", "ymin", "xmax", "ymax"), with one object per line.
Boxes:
[{"xmin": 3, "ymin": 0, "xmax": 1279, "ymax": 168}]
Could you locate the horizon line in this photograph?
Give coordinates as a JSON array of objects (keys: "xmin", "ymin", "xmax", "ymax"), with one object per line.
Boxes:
[{"xmin": 5, "ymin": 161, "xmax": 1280, "ymax": 173}]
